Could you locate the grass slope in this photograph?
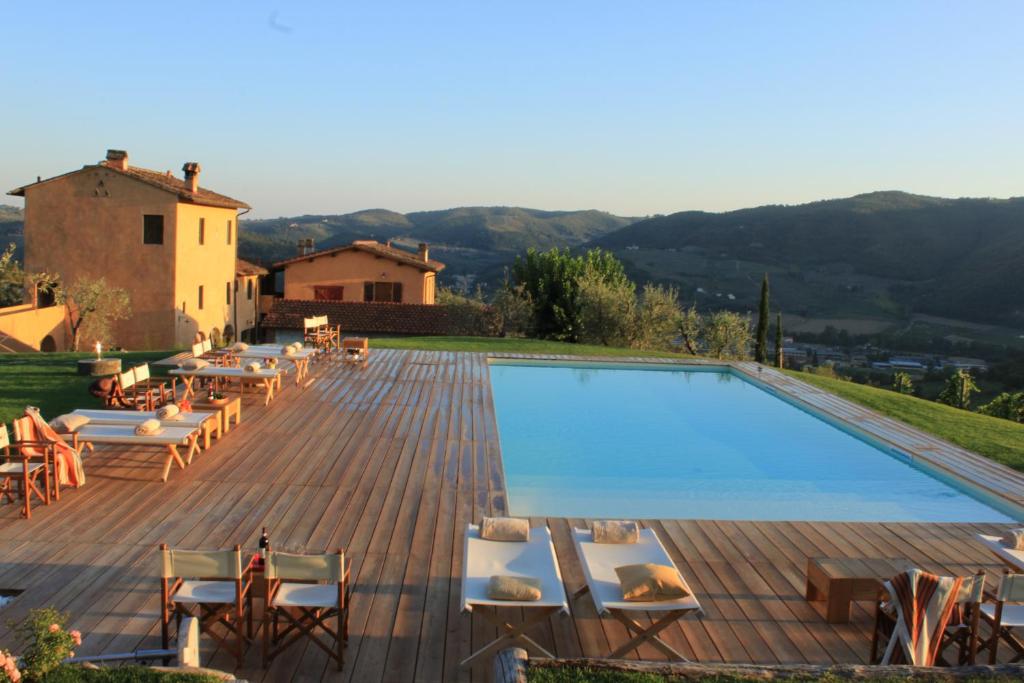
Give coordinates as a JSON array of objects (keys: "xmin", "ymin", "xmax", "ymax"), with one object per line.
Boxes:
[
  {"xmin": 789, "ymin": 370, "xmax": 1024, "ymax": 471},
  {"xmin": 372, "ymin": 335, "xmax": 684, "ymax": 358},
  {"xmin": 0, "ymin": 351, "xmax": 172, "ymax": 425}
]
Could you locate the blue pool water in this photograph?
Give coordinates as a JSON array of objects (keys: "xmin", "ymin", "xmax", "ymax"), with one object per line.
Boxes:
[{"xmin": 489, "ymin": 362, "xmax": 1019, "ymax": 522}]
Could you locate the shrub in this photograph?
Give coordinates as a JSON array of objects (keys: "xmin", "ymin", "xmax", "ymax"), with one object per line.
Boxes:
[
  {"xmin": 632, "ymin": 284, "xmax": 682, "ymax": 351},
  {"xmin": 576, "ymin": 268, "xmax": 635, "ymax": 347},
  {"xmin": 8, "ymin": 608, "xmax": 79, "ymax": 681}
]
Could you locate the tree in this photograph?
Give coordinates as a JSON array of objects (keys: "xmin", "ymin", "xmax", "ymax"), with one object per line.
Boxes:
[
  {"xmin": 678, "ymin": 304, "xmax": 701, "ymax": 355},
  {"xmin": 754, "ymin": 273, "xmax": 770, "ymax": 363},
  {"xmin": 511, "ymin": 247, "xmax": 628, "ymax": 341},
  {"xmin": 631, "ymin": 284, "xmax": 683, "ymax": 351},
  {"xmin": 936, "ymin": 369, "xmax": 979, "ymax": 410},
  {"xmin": 576, "ymin": 266, "xmax": 635, "ymax": 346},
  {"xmin": 0, "ymin": 242, "xmax": 25, "ymax": 307},
  {"xmin": 774, "ymin": 312, "xmax": 784, "ymax": 368},
  {"xmin": 56, "ymin": 277, "xmax": 132, "ymax": 350},
  {"xmin": 891, "ymin": 371, "xmax": 914, "ymax": 395},
  {"xmin": 977, "ymin": 392, "xmax": 1024, "ymax": 423},
  {"xmin": 702, "ymin": 311, "xmax": 752, "ymax": 360},
  {"xmin": 491, "ymin": 278, "xmax": 534, "ymax": 338}
]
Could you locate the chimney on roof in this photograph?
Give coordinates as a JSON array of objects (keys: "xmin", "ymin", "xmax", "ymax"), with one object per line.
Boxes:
[
  {"xmin": 105, "ymin": 149, "xmax": 128, "ymax": 171},
  {"xmin": 182, "ymin": 162, "xmax": 201, "ymax": 193},
  {"xmin": 297, "ymin": 238, "xmax": 315, "ymax": 256},
  {"xmin": 418, "ymin": 242, "xmax": 429, "ymax": 263}
]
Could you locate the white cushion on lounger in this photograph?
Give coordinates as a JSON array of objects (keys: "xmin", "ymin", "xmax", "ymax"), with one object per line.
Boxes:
[
  {"xmin": 977, "ymin": 534, "xmax": 1024, "ymax": 572},
  {"xmin": 461, "ymin": 524, "xmax": 568, "ymax": 611}
]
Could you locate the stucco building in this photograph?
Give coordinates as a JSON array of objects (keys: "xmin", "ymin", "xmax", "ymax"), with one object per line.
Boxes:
[
  {"xmin": 8, "ymin": 150, "xmax": 252, "ymax": 349},
  {"xmin": 270, "ymin": 240, "xmax": 444, "ymax": 304}
]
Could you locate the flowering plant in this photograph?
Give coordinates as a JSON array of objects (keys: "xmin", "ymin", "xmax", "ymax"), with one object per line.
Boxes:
[
  {"xmin": 0, "ymin": 648, "xmax": 20, "ymax": 683},
  {"xmin": 9, "ymin": 608, "xmax": 79, "ymax": 681}
]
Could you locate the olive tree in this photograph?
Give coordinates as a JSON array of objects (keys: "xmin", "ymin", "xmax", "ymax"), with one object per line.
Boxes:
[{"xmin": 56, "ymin": 276, "xmax": 132, "ymax": 350}]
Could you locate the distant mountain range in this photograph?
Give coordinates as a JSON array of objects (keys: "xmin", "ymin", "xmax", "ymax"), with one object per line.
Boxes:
[
  {"xmin": 588, "ymin": 191, "xmax": 1024, "ymax": 327},
  {"xmin": 4, "ymin": 192, "xmax": 1024, "ymax": 332},
  {"xmin": 239, "ymin": 206, "xmax": 636, "ymax": 286}
]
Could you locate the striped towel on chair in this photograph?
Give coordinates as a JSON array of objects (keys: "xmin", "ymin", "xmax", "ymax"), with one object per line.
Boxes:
[{"xmin": 881, "ymin": 568, "xmax": 962, "ymax": 666}]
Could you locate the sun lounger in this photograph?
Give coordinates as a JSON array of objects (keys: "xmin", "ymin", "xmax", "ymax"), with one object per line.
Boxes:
[
  {"xmin": 460, "ymin": 523, "xmax": 568, "ymax": 666},
  {"xmin": 72, "ymin": 424, "xmax": 201, "ymax": 482},
  {"xmin": 571, "ymin": 526, "xmax": 703, "ymax": 660},
  {"xmin": 977, "ymin": 534, "xmax": 1024, "ymax": 572},
  {"xmin": 65, "ymin": 409, "xmax": 221, "ymax": 449},
  {"xmin": 170, "ymin": 366, "xmax": 283, "ymax": 406}
]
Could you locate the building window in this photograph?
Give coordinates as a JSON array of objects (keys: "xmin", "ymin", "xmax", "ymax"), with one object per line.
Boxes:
[
  {"xmin": 199, "ymin": 218, "xmax": 205, "ymax": 245},
  {"xmin": 363, "ymin": 281, "xmax": 402, "ymax": 303},
  {"xmin": 143, "ymin": 215, "xmax": 164, "ymax": 244},
  {"xmin": 314, "ymin": 285, "xmax": 344, "ymax": 301},
  {"xmin": 246, "ymin": 280, "xmax": 253, "ymax": 300},
  {"xmin": 227, "ymin": 220, "xmax": 233, "ymax": 245},
  {"xmin": 198, "ymin": 285, "xmax": 204, "ymax": 310},
  {"xmin": 226, "ymin": 281, "xmax": 232, "ymax": 305}
]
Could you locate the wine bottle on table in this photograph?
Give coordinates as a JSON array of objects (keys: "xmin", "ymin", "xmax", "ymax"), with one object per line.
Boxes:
[{"xmin": 259, "ymin": 527, "xmax": 270, "ymax": 565}]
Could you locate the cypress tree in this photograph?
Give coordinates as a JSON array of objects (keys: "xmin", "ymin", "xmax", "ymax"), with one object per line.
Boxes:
[
  {"xmin": 754, "ymin": 273, "xmax": 769, "ymax": 363},
  {"xmin": 774, "ymin": 312, "xmax": 784, "ymax": 368}
]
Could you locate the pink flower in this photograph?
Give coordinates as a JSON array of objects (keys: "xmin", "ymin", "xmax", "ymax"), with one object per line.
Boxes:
[
  {"xmin": 68, "ymin": 652, "xmax": 75, "ymax": 658},
  {"xmin": 48, "ymin": 623, "xmax": 60, "ymax": 633},
  {"xmin": 9, "ymin": 668, "xmax": 20, "ymax": 683},
  {"xmin": 70, "ymin": 630, "xmax": 82, "ymax": 646},
  {"xmin": 0, "ymin": 652, "xmax": 7, "ymax": 665}
]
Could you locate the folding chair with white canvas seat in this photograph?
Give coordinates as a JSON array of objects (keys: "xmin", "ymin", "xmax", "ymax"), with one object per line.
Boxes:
[
  {"xmin": 460, "ymin": 523, "xmax": 568, "ymax": 667},
  {"xmin": 132, "ymin": 363, "xmax": 173, "ymax": 408},
  {"xmin": 110, "ymin": 368, "xmax": 149, "ymax": 410},
  {"xmin": 978, "ymin": 569, "xmax": 1024, "ymax": 664},
  {"xmin": 570, "ymin": 526, "xmax": 703, "ymax": 661},
  {"xmin": 0, "ymin": 424, "xmax": 50, "ymax": 519},
  {"xmin": 262, "ymin": 550, "xmax": 350, "ymax": 670},
  {"xmin": 160, "ymin": 544, "xmax": 252, "ymax": 669}
]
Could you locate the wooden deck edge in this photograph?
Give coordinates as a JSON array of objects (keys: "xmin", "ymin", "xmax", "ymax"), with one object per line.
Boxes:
[{"xmin": 509, "ymin": 649, "xmax": 1024, "ymax": 681}]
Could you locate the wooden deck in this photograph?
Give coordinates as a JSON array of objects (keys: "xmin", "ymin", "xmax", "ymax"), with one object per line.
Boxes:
[{"xmin": 0, "ymin": 350, "xmax": 1019, "ymax": 682}]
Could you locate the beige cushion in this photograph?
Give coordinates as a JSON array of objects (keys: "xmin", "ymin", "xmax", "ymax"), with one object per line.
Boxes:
[
  {"xmin": 1002, "ymin": 529, "xmax": 1024, "ymax": 550},
  {"xmin": 49, "ymin": 414, "xmax": 90, "ymax": 432},
  {"xmin": 291, "ymin": 342, "xmax": 304, "ymax": 351},
  {"xmin": 156, "ymin": 404, "xmax": 181, "ymax": 420},
  {"xmin": 487, "ymin": 575, "xmax": 542, "ymax": 601},
  {"xmin": 182, "ymin": 358, "xmax": 209, "ymax": 371},
  {"xmin": 615, "ymin": 563, "xmax": 690, "ymax": 602},
  {"xmin": 135, "ymin": 418, "xmax": 163, "ymax": 436},
  {"xmin": 593, "ymin": 520, "xmax": 639, "ymax": 544},
  {"xmin": 282, "ymin": 345, "xmax": 296, "ymax": 356},
  {"xmin": 480, "ymin": 517, "xmax": 530, "ymax": 542},
  {"xmin": 243, "ymin": 362, "xmax": 261, "ymax": 373},
  {"xmin": 231, "ymin": 342, "xmax": 249, "ymax": 352}
]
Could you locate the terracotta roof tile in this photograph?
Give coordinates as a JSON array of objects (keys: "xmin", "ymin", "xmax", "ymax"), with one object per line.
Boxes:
[
  {"xmin": 273, "ymin": 241, "xmax": 444, "ymax": 272},
  {"xmin": 236, "ymin": 258, "xmax": 268, "ymax": 276}
]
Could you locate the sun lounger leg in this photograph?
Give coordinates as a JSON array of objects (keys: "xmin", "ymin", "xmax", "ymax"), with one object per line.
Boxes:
[
  {"xmin": 608, "ymin": 609, "xmax": 691, "ymax": 661},
  {"xmin": 162, "ymin": 445, "xmax": 186, "ymax": 482},
  {"xmin": 185, "ymin": 435, "xmax": 200, "ymax": 465},
  {"xmin": 460, "ymin": 606, "xmax": 558, "ymax": 667}
]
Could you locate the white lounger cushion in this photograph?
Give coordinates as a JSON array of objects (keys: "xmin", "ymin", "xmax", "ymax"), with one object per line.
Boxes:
[
  {"xmin": 235, "ymin": 348, "xmax": 316, "ymax": 360},
  {"xmin": 74, "ymin": 424, "xmax": 198, "ymax": 445},
  {"xmin": 69, "ymin": 409, "xmax": 215, "ymax": 429},
  {"xmin": 461, "ymin": 524, "xmax": 568, "ymax": 612},
  {"xmin": 572, "ymin": 527, "xmax": 703, "ymax": 614},
  {"xmin": 978, "ymin": 534, "xmax": 1024, "ymax": 572}
]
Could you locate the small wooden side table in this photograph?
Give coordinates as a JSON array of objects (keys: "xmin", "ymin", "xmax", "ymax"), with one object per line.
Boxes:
[
  {"xmin": 806, "ymin": 557, "xmax": 913, "ymax": 623},
  {"xmin": 190, "ymin": 397, "xmax": 242, "ymax": 434},
  {"xmin": 342, "ymin": 337, "xmax": 369, "ymax": 363}
]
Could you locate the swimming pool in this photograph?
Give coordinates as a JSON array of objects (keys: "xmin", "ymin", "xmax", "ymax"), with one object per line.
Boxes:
[{"xmin": 489, "ymin": 361, "xmax": 1019, "ymax": 522}]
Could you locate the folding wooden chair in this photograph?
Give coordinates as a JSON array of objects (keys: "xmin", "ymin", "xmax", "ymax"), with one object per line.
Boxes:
[
  {"xmin": 262, "ymin": 549, "xmax": 350, "ymax": 670},
  {"xmin": 979, "ymin": 569, "xmax": 1024, "ymax": 664},
  {"xmin": 110, "ymin": 368, "xmax": 150, "ymax": 410},
  {"xmin": 11, "ymin": 416, "xmax": 63, "ymax": 502},
  {"xmin": 0, "ymin": 424, "xmax": 50, "ymax": 519},
  {"xmin": 160, "ymin": 544, "xmax": 252, "ymax": 668},
  {"xmin": 132, "ymin": 363, "xmax": 173, "ymax": 408}
]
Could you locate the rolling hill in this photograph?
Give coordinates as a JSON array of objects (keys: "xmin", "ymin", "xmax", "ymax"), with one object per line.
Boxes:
[
  {"xmin": 588, "ymin": 191, "xmax": 1024, "ymax": 328},
  {"xmin": 240, "ymin": 206, "xmax": 636, "ymax": 286}
]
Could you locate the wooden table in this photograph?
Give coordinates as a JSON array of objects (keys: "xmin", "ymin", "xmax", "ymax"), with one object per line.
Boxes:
[
  {"xmin": 191, "ymin": 397, "xmax": 242, "ymax": 434},
  {"xmin": 342, "ymin": 337, "xmax": 369, "ymax": 363},
  {"xmin": 806, "ymin": 557, "xmax": 913, "ymax": 623}
]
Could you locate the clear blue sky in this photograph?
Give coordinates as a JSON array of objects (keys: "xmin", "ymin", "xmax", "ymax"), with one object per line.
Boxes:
[{"xmin": 2, "ymin": 1, "xmax": 1021, "ymax": 218}]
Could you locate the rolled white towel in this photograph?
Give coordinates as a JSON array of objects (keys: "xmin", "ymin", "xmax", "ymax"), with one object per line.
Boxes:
[
  {"xmin": 181, "ymin": 358, "xmax": 209, "ymax": 371},
  {"xmin": 282, "ymin": 345, "xmax": 296, "ymax": 356},
  {"xmin": 156, "ymin": 404, "xmax": 180, "ymax": 420},
  {"xmin": 244, "ymin": 362, "xmax": 262, "ymax": 373},
  {"xmin": 231, "ymin": 342, "xmax": 249, "ymax": 352},
  {"xmin": 290, "ymin": 342, "xmax": 303, "ymax": 351},
  {"xmin": 135, "ymin": 418, "xmax": 162, "ymax": 436}
]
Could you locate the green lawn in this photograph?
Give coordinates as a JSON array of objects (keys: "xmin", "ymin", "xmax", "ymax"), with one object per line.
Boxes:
[
  {"xmin": 372, "ymin": 335, "xmax": 686, "ymax": 358},
  {"xmin": 789, "ymin": 370, "xmax": 1024, "ymax": 471},
  {"xmin": 0, "ymin": 351, "xmax": 174, "ymax": 425}
]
